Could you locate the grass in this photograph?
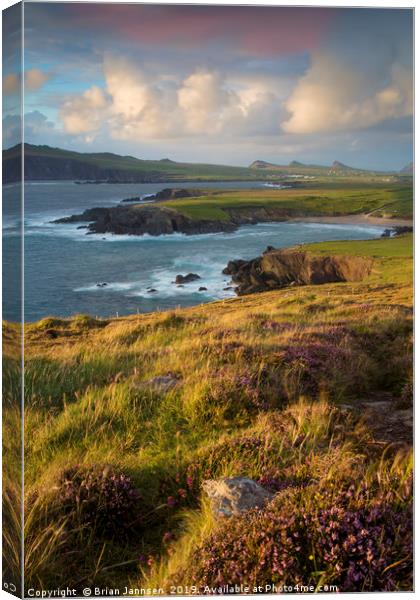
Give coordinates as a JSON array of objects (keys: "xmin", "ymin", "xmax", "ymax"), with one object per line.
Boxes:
[
  {"xmin": 2, "ymin": 234, "xmax": 413, "ymax": 593},
  {"xmin": 161, "ymin": 185, "xmax": 413, "ymax": 221}
]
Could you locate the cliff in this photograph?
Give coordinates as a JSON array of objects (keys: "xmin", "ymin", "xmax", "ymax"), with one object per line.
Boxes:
[{"xmin": 223, "ymin": 246, "xmax": 374, "ymax": 295}]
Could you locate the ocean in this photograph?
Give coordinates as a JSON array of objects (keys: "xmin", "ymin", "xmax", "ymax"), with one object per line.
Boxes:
[{"xmin": 2, "ymin": 180, "xmax": 386, "ymax": 322}]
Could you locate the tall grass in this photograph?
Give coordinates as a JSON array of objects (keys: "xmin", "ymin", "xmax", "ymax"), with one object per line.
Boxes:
[{"xmin": 3, "ymin": 234, "xmax": 412, "ymax": 593}]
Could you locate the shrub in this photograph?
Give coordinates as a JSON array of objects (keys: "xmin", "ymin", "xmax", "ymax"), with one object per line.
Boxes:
[
  {"xmin": 57, "ymin": 465, "xmax": 141, "ymax": 536},
  {"xmin": 180, "ymin": 492, "xmax": 413, "ymax": 592}
]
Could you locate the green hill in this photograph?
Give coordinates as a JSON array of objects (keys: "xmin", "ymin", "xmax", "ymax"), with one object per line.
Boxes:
[{"xmin": 2, "ymin": 144, "xmax": 277, "ymax": 184}]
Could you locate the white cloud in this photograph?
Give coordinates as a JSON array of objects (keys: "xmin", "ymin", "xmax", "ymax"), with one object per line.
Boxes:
[
  {"xmin": 60, "ymin": 85, "xmax": 109, "ymax": 135},
  {"xmin": 283, "ymin": 53, "xmax": 412, "ymax": 134},
  {"xmin": 59, "ymin": 57, "xmax": 284, "ymax": 141},
  {"xmin": 178, "ymin": 70, "xmax": 235, "ymax": 134}
]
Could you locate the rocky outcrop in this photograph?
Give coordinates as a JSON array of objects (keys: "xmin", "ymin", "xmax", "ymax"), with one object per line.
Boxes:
[
  {"xmin": 150, "ymin": 188, "xmax": 204, "ymax": 201},
  {"xmin": 381, "ymin": 225, "xmax": 413, "ymax": 238},
  {"xmin": 174, "ymin": 273, "xmax": 201, "ymax": 284},
  {"xmin": 52, "ymin": 205, "xmax": 237, "ymax": 236},
  {"xmin": 202, "ymin": 477, "xmax": 274, "ymax": 518},
  {"xmin": 224, "ymin": 246, "xmax": 374, "ymax": 295}
]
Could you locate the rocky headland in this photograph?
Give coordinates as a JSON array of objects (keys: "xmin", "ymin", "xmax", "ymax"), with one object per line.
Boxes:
[
  {"xmin": 223, "ymin": 246, "xmax": 374, "ymax": 295},
  {"xmin": 51, "ymin": 187, "xmax": 412, "ymax": 238},
  {"xmin": 52, "ymin": 204, "xmax": 237, "ymax": 236}
]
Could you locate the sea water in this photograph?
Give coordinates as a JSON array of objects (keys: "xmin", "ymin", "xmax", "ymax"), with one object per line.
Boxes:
[{"xmin": 2, "ymin": 181, "xmax": 385, "ymax": 322}]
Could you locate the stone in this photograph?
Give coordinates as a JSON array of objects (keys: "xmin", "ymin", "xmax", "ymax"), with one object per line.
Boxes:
[
  {"xmin": 202, "ymin": 477, "xmax": 274, "ymax": 518},
  {"xmin": 174, "ymin": 273, "xmax": 201, "ymax": 284},
  {"xmin": 198, "ymin": 286, "xmax": 207, "ymax": 291}
]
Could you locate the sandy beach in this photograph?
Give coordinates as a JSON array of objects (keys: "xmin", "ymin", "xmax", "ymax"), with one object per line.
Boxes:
[{"xmin": 291, "ymin": 214, "xmax": 413, "ymax": 228}]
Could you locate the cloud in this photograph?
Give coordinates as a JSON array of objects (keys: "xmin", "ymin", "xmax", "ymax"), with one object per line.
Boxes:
[
  {"xmin": 38, "ymin": 4, "xmax": 334, "ymax": 58},
  {"xmin": 60, "ymin": 85, "xmax": 108, "ymax": 135},
  {"xmin": 177, "ymin": 70, "xmax": 236, "ymax": 134},
  {"xmin": 3, "ymin": 111, "xmax": 56, "ymax": 147},
  {"xmin": 3, "ymin": 68, "xmax": 51, "ymax": 96},
  {"xmin": 2, "ymin": 114, "xmax": 21, "ymax": 147},
  {"xmin": 3, "ymin": 73, "xmax": 20, "ymax": 94},
  {"xmin": 283, "ymin": 53, "xmax": 412, "ymax": 134},
  {"xmin": 24, "ymin": 110, "xmax": 56, "ymax": 136},
  {"xmin": 59, "ymin": 57, "xmax": 285, "ymax": 141},
  {"xmin": 25, "ymin": 68, "xmax": 51, "ymax": 91}
]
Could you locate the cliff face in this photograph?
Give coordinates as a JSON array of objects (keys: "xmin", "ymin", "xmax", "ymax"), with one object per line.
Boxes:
[
  {"xmin": 3, "ymin": 154, "xmax": 160, "ymax": 183},
  {"xmin": 223, "ymin": 247, "xmax": 374, "ymax": 295}
]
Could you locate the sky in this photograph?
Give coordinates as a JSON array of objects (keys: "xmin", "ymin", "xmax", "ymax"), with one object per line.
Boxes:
[{"xmin": 2, "ymin": 3, "xmax": 413, "ymax": 170}]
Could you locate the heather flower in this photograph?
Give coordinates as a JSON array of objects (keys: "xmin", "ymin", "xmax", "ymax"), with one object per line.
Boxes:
[
  {"xmin": 57, "ymin": 465, "xmax": 141, "ymax": 537},
  {"xmin": 282, "ymin": 341, "xmax": 353, "ymax": 396},
  {"xmin": 181, "ymin": 494, "xmax": 412, "ymax": 592},
  {"xmin": 163, "ymin": 532, "xmax": 174, "ymax": 544}
]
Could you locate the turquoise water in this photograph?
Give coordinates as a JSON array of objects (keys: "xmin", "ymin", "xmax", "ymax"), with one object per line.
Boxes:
[{"xmin": 3, "ymin": 181, "xmax": 385, "ymax": 322}]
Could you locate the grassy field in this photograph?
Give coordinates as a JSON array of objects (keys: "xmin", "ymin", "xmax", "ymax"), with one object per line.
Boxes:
[
  {"xmin": 3, "ymin": 234, "xmax": 413, "ymax": 593},
  {"xmin": 161, "ymin": 185, "xmax": 413, "ymax": 221}
]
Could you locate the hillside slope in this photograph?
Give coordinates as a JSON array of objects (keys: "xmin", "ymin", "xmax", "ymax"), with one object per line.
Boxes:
[
  {"xmin": 2, "ymin": 144, "xmax": 273, "ymax": 184},
  {"xmin": 2, "ymin": 234, "xmax": 413, "ymax": 594}
]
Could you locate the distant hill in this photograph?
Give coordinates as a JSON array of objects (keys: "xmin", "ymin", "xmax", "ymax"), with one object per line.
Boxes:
[
  {"xmin": 250, "ymin": 158, "xmax": 395, "ymax": 176},
  {"xmin": 288, "ymin": 160, "xmax": 305, "ymax": 168},
  {"xmin": 400, "ymin": 162, "xmax": 413, "ymax": 174},
  {"xmin": 2, "ymin": 144, "xmax": 271, "ymax": 184},
  {"xmin": 249, "ymin": 160, "xmax": 277, "ymax": 169},
  {"xmin": 330, "ymin": 160, "xmax": 359, "ymax": 172}
]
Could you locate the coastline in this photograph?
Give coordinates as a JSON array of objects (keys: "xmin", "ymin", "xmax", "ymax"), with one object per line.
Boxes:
[{"xmin": 290, "ymin": 214, "xmax": 413, "ymax": 227}]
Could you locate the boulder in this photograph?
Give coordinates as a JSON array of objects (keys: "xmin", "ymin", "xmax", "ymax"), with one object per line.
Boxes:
[
  {"xmin": 174, "ymin": 273, "xmax": 201, "ymax": 284},
  {"xmin": 198, "ymin": 286, "xmax": 207, "ymax": 291},
  {"xmin": 202, "ymin": 477, "xmax": 274, "ymax": 518},
  {"xmin": 224, "ymin": 247, "xmax": 374, "ymax": 296}
]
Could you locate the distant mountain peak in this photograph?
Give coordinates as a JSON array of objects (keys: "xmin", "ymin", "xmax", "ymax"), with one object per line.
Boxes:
[
  {"xmin": 331, "ymin": 160, "xmax": 357, "ymax": 171},
  {"xmin": 249, "ymin": 160, "xmax": 274, "ymax": 169},
  {"xmin": 289, "ymin": 160, "xmax": 305, "ymax": 167}
]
